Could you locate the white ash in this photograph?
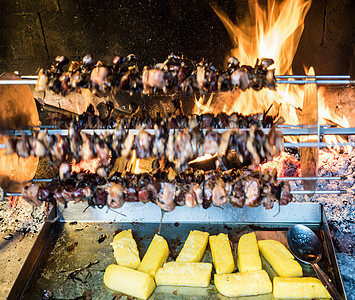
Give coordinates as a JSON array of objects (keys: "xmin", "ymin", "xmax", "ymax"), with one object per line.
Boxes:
[
  {"xmin": 336, "ymin": 253, "xmax": 355, "ymax": 300},
  {"xmin": 0, "ymin": 197, "xmax": 46, "ymax": 233},
  {"xmin": 292, "ymin": 148, "xmax": 355, "ymax": 234}
]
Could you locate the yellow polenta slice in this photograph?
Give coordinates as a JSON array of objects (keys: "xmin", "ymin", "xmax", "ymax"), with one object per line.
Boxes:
[
  {"xmin": 258, "ymin": 240, "xmax": 303, "ymax": 277},
  {"xmin": 214, "ymin": 270, "xmax": 272, "ymax": 297},
  {"xmin": 155, "ymin": 261, "xmax": 212, "ymax": 287},
  {"xmin": 209, "ymin": 233, "xmax": 235, "ymax": 274},
  {"xmin": 138, "ymin": 234, "xmax": 169, "ymax": 277},
  {"xmin": 111, "ymin": 229, "xmax": 140, "ymax": 269},
  {"xmin": 237, "ymin": 232, "xmax": 262, "ymax": 272},
  {"xmin": 273, "ymin": 277, "xmax": 331, "ymax": 299},
  {"xmin": 103, "ymin": 264, "xmax": 155, "ymax": 300},
  {"xmin": 176, "ymin": 230, "xmax": 209, "ymax": 262}
]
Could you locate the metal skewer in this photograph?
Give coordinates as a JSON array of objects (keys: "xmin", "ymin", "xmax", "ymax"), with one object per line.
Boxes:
[
  {"xmin": 19, "ymin": 75, "xmax": 351, "ymax": 80},
  {"xmin": 27, "ymin": 176, "xmax": 345, "ymax": 184},
  {"xmin": 277, "ymin": 124, "xmax": 329, "ymax": 128},
  {"xmin": 0, "ymin": 190, "xmax": 348, "ymax": 200},
  {"xmin": 275, "ymin": 75, "xmax": 350, "ymax": 79},
  {"xmin": 19, "ymin": 75, "xmax": 40, "ymax": 79},
  {"xmin": 29, "ymin": 176, "xmax": 345, "ymax": 183},
  {"xmin": 0, "ymin": 126, "xmax": 354, "ymax": 137},
  {"xmin": 277, "ymin": 80, "xmax": 354, "ymax": 85},
  {"xmin": 278, "ymin": 176, "xmax": 346, "ymax": 180},
  {"xmin": 32, "ymin": 179, "xmax": 52, "ymax": 183},
  {"xmin": 0, "ymin": 127, "xmax": 354, "ymax": 149},
  {"xmin": 290, "ymin": 190, "xmax": 347, "ymax": 195},
  {"xmin": 0, "ymin": 80, "xmax": 37, "ymax": 85},
  {"xmin": 284, "ymin": 141, "xmax": 355, "ymax": 148},
  {"xmin": 2, "ymin": 192, "xmax": 22, "ymax": 197},
  {"xmin": 0, "ymin": 78, "xmax": 353, "ymax": 85}
]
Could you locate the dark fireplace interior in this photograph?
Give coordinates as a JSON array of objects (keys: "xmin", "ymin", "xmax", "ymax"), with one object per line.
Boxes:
[{"xmin": 0, "ymin": 0, "xmax": 354, "ymax": 75}]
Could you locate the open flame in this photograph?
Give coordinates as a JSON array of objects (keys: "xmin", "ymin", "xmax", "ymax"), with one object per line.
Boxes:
[
  {"xmin": 71, "ymin": 158, "xmax": 100, "ymax": 174},
  {"xmin": 195, "ymin": 0, "xmax": 312, "ymax": 124},
  {"xmin": 194, "ymin": 0, "xmax": 351, "ymax": 152},
  {"xmin": 318, "ymin": 88, "xmax": 351, "ymax": 152},
  {"xmin": 127, "ymin": 150, "xmax": 155, "ymax": 174},
  {"xmin": 214, "ymin": 0, "xmax": 311, "ymax": 74}
]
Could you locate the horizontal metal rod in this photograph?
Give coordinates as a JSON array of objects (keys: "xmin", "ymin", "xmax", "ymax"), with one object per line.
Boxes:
[
  {"xmin": 32, "ymin": 178, "xmax": 52, "ymax": 183},
  {"xmin": 281, "ymin": 127, "xmax": 355, "ymax": 136},
  {"xmin": 1, "ymin": 190, "xmax": 347, "ymax": 200},
  {"xmin": 290, "ymin": 190, "xmax": 347, "ymax": 195},
  {"xmin": 21, "ymin": 75, "xmax": 352, "ymax": 80},
  {"xmin": 3, "ymin": 192, "xmax": 22, "ymax": 197},
  {"xmin": 4, "ymin": 125, "xmax": 58, "ymax": 130},
  {"xmin": 277, "ymin": 124, "xmax": 329, "ymax": 128},
  {"xmin": 0, "ymin": 79, "xmax": 353, "ymax": 86},
  {"xmin": 275, "ymin": 75, "xmax": 350, "ymax": 79},
  {"xmin": 20, "ymin": 75, "xmax": 39, "ymax": 79},
  {"xmin": 0, "ymin": 128, "xmax": 145, "ymax": 136},
  {"xmin": 320, "ymin": 127, "xmax": 355, "ymax": 135},
  {"xmin": 32, "ymin": 125, "xmax": 58, "ymax": 128},
  {"xmin": 1, "ymin": 126, "xmax": 354, "ymax": 137},
  {"xmin": 16, "ymin": 75, "xmax": 350, "ymax": 79},
  {"xmin": 0, "ymin": 128, "xmax": 354, "ymax": 149},
  {"xmin": 2, "ymin": 141, "xmax": 354, "ymax": 150},
  {"xmin": 284, "ymin": 141, "xmax": 355, "ymax": 148},
  {"xmin": 278, "ymin": 176, "xmax": 346, "ymax": 180},
  {"xmin": 30, "ymin": 176, "xmax": 345, "ymax": 183},
  {"xmin": 277, "ymin": 80, "xmax": 354, "ymax": 85},
  {"xmin": 0, "ymin": 80, "xmax": 37, "ymax": 85}
]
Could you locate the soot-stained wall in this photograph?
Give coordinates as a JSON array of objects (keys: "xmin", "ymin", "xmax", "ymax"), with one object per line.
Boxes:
[{"xmin": 0, "ymin": 0, "xmax": 354, "ymax": 75}]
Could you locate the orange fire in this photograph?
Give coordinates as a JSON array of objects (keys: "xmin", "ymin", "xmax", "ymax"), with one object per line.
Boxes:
[
  {"xmin": 194, "ymin": 0, "xmax": 351, "ymax": 152},
  {"xmin": 197, "ymin": 0, "xmax": 312, "ymax": 124},
  {"xmin": 71, "ymin": 158, "xmax": 100, "ymax": 174},
  {"xmin": 318, "ymin": 87, "xmax": 351, "ymax": 152},
  {"xmin": 258, "ymin": 152, "xmax": 300, "ymax": 177}
]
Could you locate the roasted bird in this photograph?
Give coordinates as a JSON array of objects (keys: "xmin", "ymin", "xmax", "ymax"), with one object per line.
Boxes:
[
  {"xmin": 21, "ymin": 168, "xmax": 292, "ymax": 211},
  {"xmin": 5, "ymin": 125, "xmax": 283, "ymax": 172},
  {"xmin": 35, "ymin": 53, "xmax": 276, "ymax": 96}
]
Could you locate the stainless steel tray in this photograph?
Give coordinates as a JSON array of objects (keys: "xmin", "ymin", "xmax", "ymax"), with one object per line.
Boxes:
[{"xmin": 9, "ymin": 203, "xmax": 346, "ymax": 299}]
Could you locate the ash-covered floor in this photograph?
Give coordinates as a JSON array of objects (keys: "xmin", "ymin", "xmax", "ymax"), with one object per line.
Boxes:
[{"xmin": 0, "ymin": 200, "xmax": 46, "ymax": 298}]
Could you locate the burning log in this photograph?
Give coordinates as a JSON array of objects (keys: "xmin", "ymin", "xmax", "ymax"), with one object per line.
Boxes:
[{"xmin": 300, "ymin": 67, "xmax": 318, "ymax": 194}]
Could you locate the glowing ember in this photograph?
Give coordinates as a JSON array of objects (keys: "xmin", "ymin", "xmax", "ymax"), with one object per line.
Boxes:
[
  {"xmin": 194, "ymin": 94, "xmax": 214, "ymax": 115},
  {"xmin": 71, "ymin": 158, "xmax": 100, "ymax": 174},
  {"xmin": 259, "ymin": 152, "xmax": 300, "ymax": 177},
  {"xmin": 8, "ymin": 196, "xmax": 19, "ymax": 208},
  {"xmin": 127, "ymin": 150, "xmax": 154, "ymax": 174},
  {"xmin": 189, "ymin": 153, "xmax": 216, "ymax": 164}
]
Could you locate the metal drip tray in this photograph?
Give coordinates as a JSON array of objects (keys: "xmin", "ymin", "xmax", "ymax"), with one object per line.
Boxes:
[{"xmin": 10, "ymin": 203, "xmax": 346, "ymax": 299}]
